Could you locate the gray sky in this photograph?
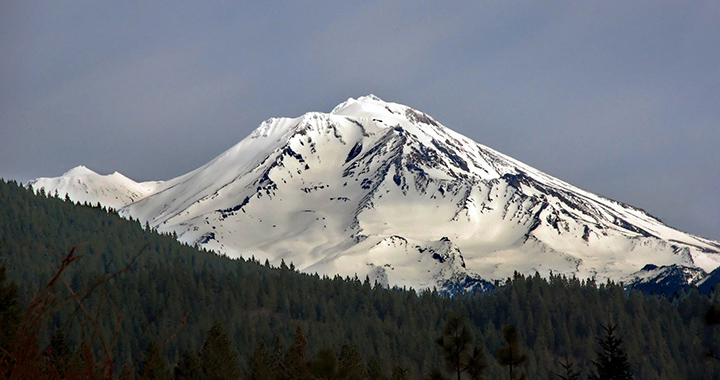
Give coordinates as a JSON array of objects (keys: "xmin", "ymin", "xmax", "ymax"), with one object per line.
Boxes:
[{"xmin": 2, "ymin": 1, "xmax": 719, "ymax": 241}]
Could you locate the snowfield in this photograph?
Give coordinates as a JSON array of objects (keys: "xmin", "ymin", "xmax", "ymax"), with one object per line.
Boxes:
[{"xmin": 30, "ymin": 95, "xmax": 720, "ymax": 291}]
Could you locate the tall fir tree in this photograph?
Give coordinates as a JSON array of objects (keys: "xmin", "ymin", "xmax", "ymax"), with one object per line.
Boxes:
[
  {"xmin": 0, "ymin": 264, "xmax": 20, "ymax": 354},
  {"xmin": 434, "ymin": 314, "xmax": 486, "ymax": 380},
  {"xmin": 496, "ymin": 324, "xmax": 527, "ymax": 380},
  {"xmin": 282, "ymin": 326, "xmax": 310, "ymax": 380},
  {"xmin": 139, "ymin": 339, "xmax": 172, "ymax": 380},
  {"xmin": 244, "ymin": 340, "xmax": 276, "ymax": 380},
  {"xmin": 554, "ymin": 354, "xmax": 581, "ymax": 380},
  {"xmin": 589, "ymin": 324, "xmax": 634, "ymax": 380},
  {"xmin": 199, "ymin": 322, "xmax": 241, "ymax": 380},
  {"xmin": 173, "ymin": 350, "xmax": 202, "ymax": 380}
]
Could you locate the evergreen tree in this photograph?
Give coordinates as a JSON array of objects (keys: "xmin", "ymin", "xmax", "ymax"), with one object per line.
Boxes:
[
  {"xmin": 0, "ymin": 263, "xmax": 21, "ymax": 375},
  {"xmin": 434, "ymin": 314, "xmax": 486, "ymax": 380},
  {"xmin": 589, "ymin": 324, "xmax": 633, "ymax": 380},
  {"xmin": 45, "ymin": 330, "xmax": 74, "ymax": 378},
  {"xmin": 366, "ymin": 356, "xmax": 388, "ymax": 380},
  {"xmin": 338, "ymin": 342, "xmax": 365, "ymax": 380},
  {"xmin": 0, "ymin": 264, "xmax": 20, "ymax": 353},
  {"xmin": 244, "ymin": 340, "xmax": 276, "ymax": 380},
  {"xmin": 282, "ymin": 326, "xmax": 310, "ymax": 380},
  {"xmin": 174, "ymin": 350, "xmax": 202, "ymax": 380},
  {"xmin": 496, "ymin": 324, "xmax": 527, "ymax": 380},
  {"xmin": 705, "ymin": 303, "xmax": 720, "ymax": 361},
  {"xmin": 391, "ymin": 365, "xmax": 410, "ymax": 380},
  {"xmin": 139, "ymin": 339, "xmax": 172, "ymax": 380},
  {"xmin": 199, "ymin": 322, "xmax": 241, "ymax": 380},
  {"xmin": 309, "ymin": 348, "xmax": 339, "ymax": 380},
  {"xmin": 554, "ymin": 354, "xmax": 581, "ymax": 380}
]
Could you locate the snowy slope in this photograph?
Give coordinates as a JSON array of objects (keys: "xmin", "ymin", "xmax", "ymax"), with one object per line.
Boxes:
[
  {"xmin": 29, "ymin": 166, "xmax": 161, "ymax": 210},
  {"xmin": 31, "ymin": 96, "xmax": 720, "ymax": 291}
]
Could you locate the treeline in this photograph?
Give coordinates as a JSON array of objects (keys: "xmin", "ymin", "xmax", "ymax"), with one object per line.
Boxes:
[{"xmin": 1, "ymin": 178, "xmax": 719, "ymax": 379}]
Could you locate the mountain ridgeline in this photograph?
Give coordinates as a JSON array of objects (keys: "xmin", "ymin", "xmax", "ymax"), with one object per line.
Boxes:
[
  {"xmin": 2, "ymin": 179, "xmax": 720, "ymax": 379},
  {"xmin": 29, "ymin": 95, "xmax": 720, "ymax": 293}
]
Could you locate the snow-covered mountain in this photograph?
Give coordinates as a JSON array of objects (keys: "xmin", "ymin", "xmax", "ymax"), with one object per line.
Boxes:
[
  {"xmin": 29, "ymin": 166, "xmax": 162, "ymax": 210},
  {"xmin": 30, "ymin": 95, "xmax": 720, "ymax": 291}
]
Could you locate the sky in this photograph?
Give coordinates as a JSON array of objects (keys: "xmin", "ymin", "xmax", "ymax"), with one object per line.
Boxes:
[{"xmin": 1, "ymin": 1, "xmax": 719, "ymax": 241}]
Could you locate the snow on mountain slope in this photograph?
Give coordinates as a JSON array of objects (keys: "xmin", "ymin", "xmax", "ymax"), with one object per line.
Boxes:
[
  {"xmin": 29, "ymin": 166, "xmax": 161, "ymax": 210},
  {"xmin": 30, "ymin": 96, "xmax": 720, "ymax": 291}
]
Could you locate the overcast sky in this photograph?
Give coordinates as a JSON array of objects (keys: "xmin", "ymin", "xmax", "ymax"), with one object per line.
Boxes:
[{"xmin": 2, "ymin": 1, "xmax": 719, "ymax": 241}]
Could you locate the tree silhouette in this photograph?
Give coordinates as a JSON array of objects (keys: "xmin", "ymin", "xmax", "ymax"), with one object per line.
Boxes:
[
  {"xmin": 496, "ymin": 324, "xmax": 527, "ymax": 380},
  {"xmin": 139, "ymin": 339, "xmax": 171, "ymax": 380},
  {"xmin": 244, "ymin": 340, "xmax": 276, "ymax": 380},
  {"xmin": 282, "ymin": 326, "xmax": 310, "ymax": 380},
  {"xmin": 589, "ymin": 323, "xmax": 633, "ymax": 380},
  {"xmin": 434, "ymin": 314, "xmax": 486, "ymax": 380},
  {"xmin": 705, "ymin": 303, "xmax": 720, "ymax": 361},
  {"xmin": 199, "ymin": 322, "xmax": 240, "ymax": 380},
  {"xmin": 174, "ymin": 350, "xmax": 202, "ymax": 380},
  {"xmin": 555, "ymin": 354, "xmax": 581, "ymax": 380}
]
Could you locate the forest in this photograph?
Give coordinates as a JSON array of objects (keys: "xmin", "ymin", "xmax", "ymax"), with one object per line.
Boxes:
[{"xmin": 1, "ymin": 178, "xmax": 719, "ymax": 379}]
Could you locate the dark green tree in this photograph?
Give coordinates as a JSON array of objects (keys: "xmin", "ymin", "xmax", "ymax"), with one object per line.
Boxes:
[
  {"xmin": 434, "ymin": 314, "xmax": 486, "ymax": 380},
  {"xmin": 496, "ymin": 325, "xmax": 527, "ymax": 380},
  {"xmin": 244, "ymin": 340, "xmax": 276, "ymax": 380},
  {"xmin": 309, "ymin": 348, "xmax": 339, "ymax": 380},
  {"xmin": 174, "ymin": 350, "xmax": 202, "ymax": 380},
  {"xmin": 338, "ymin": 342, "xmax": 365, "ymax": 380},
  {"xmin": 0, "ymin": 264, "xmax": 20, "ymax": 353},
  {"xmin": 554, "ymin": 354, "xmax": 581, "ymax": 380},
  {"xmin": 366, "ymin": 356, "xmax": 388, "ymax": 380},
  {"xmin": 0, "ymin": 263, "xmax": 21, "ymax": 376},
  {"xmin": 589, "ymin": 324, "xmax": 633, "ymax": 380},
  {"xmin": 199, "ymin": 322, "xmax": 241, "ymax": 380},
  {"xmin": 705, "ymin": 303, "xmax": 720, "ymax": 361},
  {"xmin": 139, "ymin": 339, "xmax": 172, "ymax": 380},
  {"xmin": 282, "ymin": 326, "xmax": 310, "ymax": 380},
  {"xmin": 391, "ymin": 365, "xmax": 409, "ymax": 380},
  {"xmin": 45, "ymin": 330, "xmax": 74, "ymax": 378}
]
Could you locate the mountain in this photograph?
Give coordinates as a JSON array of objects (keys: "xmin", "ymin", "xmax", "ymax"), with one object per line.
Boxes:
[
  {"xmin": 29, "ymin": 165, "xmax": 161, "ymax": 210},
  {"xmin": 29, "ymin": 95, "xmax": 720, "ymax": 291},
  {"xmin": 623, "ymin": 264, "xmax": 708, "ymax": 295}
]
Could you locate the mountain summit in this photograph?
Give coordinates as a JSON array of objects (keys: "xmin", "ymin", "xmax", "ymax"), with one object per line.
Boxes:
[{"xmin": 30, "ymin": 95, "xmax": 720, "ymax": 291}]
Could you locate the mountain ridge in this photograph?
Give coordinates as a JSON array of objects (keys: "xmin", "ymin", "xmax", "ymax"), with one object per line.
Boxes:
[{"xmin": 29, "ymin": 95, "xmax": 720, "ymax": 291}]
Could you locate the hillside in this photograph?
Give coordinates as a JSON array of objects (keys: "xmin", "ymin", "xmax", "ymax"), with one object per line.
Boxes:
[{"xmin": 2, "ymin": 179, "xmax": 720, "ymax": 378}]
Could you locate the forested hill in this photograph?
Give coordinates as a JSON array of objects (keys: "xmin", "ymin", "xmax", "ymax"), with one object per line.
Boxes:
[{"xmin": 1, "ymin": 178, "xmax": 719, "ymax": 379}]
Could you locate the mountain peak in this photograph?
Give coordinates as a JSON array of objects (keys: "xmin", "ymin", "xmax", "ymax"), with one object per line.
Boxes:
[
  {"xmin": 30, "ymin": 96, "xmax": 720, "ymax": 292},
  {"xmin": 63, "ymin": 165, "xmax": 98, "ymax": 177}
]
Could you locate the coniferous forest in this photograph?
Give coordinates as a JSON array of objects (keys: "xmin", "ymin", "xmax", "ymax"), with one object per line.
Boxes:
[{"xmin": 1, "ymin": 178, "xmax": 719, "ymax": 379}]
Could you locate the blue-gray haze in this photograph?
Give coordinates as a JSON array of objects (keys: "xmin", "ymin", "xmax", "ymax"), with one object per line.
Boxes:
[{"xmin": 1, "ymin": 1, "xmax": 718, "ymax": 240}]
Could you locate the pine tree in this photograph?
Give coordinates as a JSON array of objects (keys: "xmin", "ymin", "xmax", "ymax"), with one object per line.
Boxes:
[
  {"xmin": 244, "ymin": 340, "xmax": 276, "ymax": 380},
  {"xmin": 391, "ymin": 365, "xmax": 410, "ymax": 380},
  {"xmin": 554, "ymin": 354, "xmax": 581, "ymax": 380},
  {"xmin": 589, "ymin": 323, "xmax": 634, "ymax": 380},
  {"xmin": 282, "ymin": 326, "xmax": 310, "ymax": 380},
  {"xmin": 174, "ymin": 350, "xmax": 202, "ymax": 380},
  {"xmin": 0, "ymin": 264, "xmax": 20, "ymax": 352},
  {"xmin": 705, "ymin": 303, "xmax": 720, "ymax": 361},
  {"xmin": 0, "ymin": 263, "xmax": 21, "ymax": 373},
  {"xmin": 434, "ymin": 314, "xmax": 486, "ymax": 380},
  {"xmin": 366, "ymin": 356, "xmax": 388, "ymax": 380},
  {"xmin": 45, "ymin": 330, "xmax": 74, "ymax": 378},
  {"xmin": 309, "ymin": 348, "xmax": 339, "ymax": 380},
  {"xmin": 139, "ymin": 339, "xmax": 172, "ymax": 380},
  {"xmin": 338, "ymin": 342, "xmax": 365, "ymax": 380},
  {"xmin": 496, "ymin": 324, "xmax": 527, "ymax": 380},
  {"xmin": 199, "ymin": 322, "xmax": 241, "ymax": 380}
]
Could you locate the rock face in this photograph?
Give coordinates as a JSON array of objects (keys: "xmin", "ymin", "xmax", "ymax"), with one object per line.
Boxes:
[{"xmin": 30, "ymin": 95, "xmax": 720, "ymax": 292}]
